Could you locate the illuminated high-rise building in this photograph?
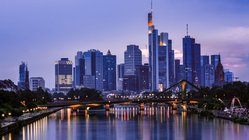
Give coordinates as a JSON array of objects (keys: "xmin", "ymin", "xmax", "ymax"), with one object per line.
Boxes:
[
  {"xmin": 103, "ymin": 50, "xmax": 116, "ymax": 91},
  {"xmin": 83, "ymin": 49, "xmax": 103, "ymax": 90},
  {"xmin": 74, "ymin": 51, "xmax": 85, "ymax": 88},
  {"xmin": 123, "ymin": 45, "xmax": 142, "ymax": 91},
  {"xmin": 182, "ymin": 32, "xmax": 201, "ymax": 86},
  {"xmin": 124, "ymin": 45, "xmax": 142, "ymax": 76},
  {"xmin": 55, "ymin": 58, "xmax": 73, "ymax": 94},
  {"xmin": 148, "ymin": 6, "xmax": 171, "ymax": 91},
  {"xmin": 117, "ymin": 64, "xmax": 125, "ymax": 90},
  {"xmin": 201, "ymin": 55, "xmax": 209, "ymax": 86},
  {"xmin": 18, "ymin": 62, "xmax": 29, "ymax": 90},
  {"xmin": 168, "ymin": 39, "xmax": 175, "ymax": 86},
  {"xmin": 148, "ymin": 7, "xmax": 159, "ymax": 91}
]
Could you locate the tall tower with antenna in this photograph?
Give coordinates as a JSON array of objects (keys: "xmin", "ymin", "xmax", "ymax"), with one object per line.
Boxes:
[{"xmin": 148, "ymin": 0, "xmax": 154, "ymax": 33}]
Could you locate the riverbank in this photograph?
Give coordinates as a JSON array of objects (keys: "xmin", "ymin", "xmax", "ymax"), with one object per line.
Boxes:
[
  {"xmin": 0, "ymin": 107, "xmax": 62, "ymax": 136},
  {"xmin": 189, "ymin": 107, "xmax": 249, "ymax": 125}
]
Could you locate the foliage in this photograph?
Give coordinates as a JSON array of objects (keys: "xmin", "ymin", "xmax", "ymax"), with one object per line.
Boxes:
[
  {"xmin": 67, "ymin": 88, "xmax": 103, "ymax": 101},
  {"xmin": 197, "ymin": 82, "xmax": 249, "ymax": 109},
  {"xmin": 0, "ymin": 86, "xmax": 52, "ymax": 117}
]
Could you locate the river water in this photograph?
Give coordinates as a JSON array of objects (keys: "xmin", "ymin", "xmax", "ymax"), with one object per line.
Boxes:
[{"xmin": 2, "ymin": 107, "xmax": 249, "ymax": 140}]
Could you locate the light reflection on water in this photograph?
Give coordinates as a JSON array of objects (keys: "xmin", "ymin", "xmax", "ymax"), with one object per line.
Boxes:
[{"xmin": 2, "ymin": 106, "xmax": 249, "ymax": 140}]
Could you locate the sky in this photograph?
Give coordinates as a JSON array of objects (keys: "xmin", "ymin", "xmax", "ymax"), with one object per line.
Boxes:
[{"xmin": 0, "ymin": 0, "xmax": 249, "ymax": 89}]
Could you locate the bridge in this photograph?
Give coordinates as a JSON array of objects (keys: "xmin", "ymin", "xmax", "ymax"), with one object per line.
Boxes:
[{"xmin": 38, "ymin": 80, "xmax": 202, "ymax": 110}]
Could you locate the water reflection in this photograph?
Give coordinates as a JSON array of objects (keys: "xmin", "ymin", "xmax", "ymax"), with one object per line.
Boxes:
[{"xmin": 2, "ymin": 106, "xmax": 249, "ymax": 140}]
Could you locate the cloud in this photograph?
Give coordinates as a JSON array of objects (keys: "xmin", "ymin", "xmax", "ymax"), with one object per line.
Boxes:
[
  {"xmin": 202, "ymin": 26, "xmax": 249, "ymax": 81},
  {"xmin": 174, "ymin": 49, "xmax": 183, "ymax": 60}
]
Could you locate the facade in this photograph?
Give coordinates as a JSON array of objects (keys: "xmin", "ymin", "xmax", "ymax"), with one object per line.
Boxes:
[
  {"xmin": 148, "ymin": 10, "xmax": 171, "ymax": 91},
  {"xmin": 123, "ymin": 45, "xmax": 142, "ymax": 91},
  {"xmin": 200, "ymin": 55, "xmax": 209, "ymax": 87},
  {"xmin": 168, "ymin": 39, "xmax": 175, "ymax": 86},
  {"xmin": 214, "ymin": 56, "xmax": 225, "ymax": 86},
  {"xmin": 211, "ymin": 55, "xmax": 220, "ymax": 70},
  {"xmin": 55, "ymin": 58, "xmax": 73, "ymax": 94},
  {"xmin": 224, "ymin": 69, "xmax": 233, "ymax": 83},
  {"xmin": 74, "ymin": 51, "xmax": 85, "ymax": 88},
  {"xmin": 30, "ymin": 77, "xmax": 45, "ymax": 91},
  {"xmin": 83, "ymin": 75, "xmax": 96, "ymax": 89},
  {"xmin": 123, "ymin": 75, "xmax": 137, "ymax": 91},
  {"xmin": 148, "ymin": 9, "xmax": 159, "ymax": 91},
  {"xmin": 18, "ymin": 62, "xmax": 29, "ymax": 90},
  {"xmin": 182, "ymin": 35, "xmax": 201, "ymax": 86},
  {"xmin": 103, "ymin": 50, "xmax": 116, "ymax": 91},
  {"xmin": 117, "ymin": 64, "xmax": 125, "ymax": 90},
  {"xmin": 175, "ymin": 59, "xmax": 181, "ymax": 82},
  {"xmin": 83, "ymin": 49, "xmax": 103, "ymax": 91},
  {"xmin": 124, "ymin": 45, "xmax": 142, "ymax": 75},
  {"xmin": 136, "ymin": 64, "xmax": 149, "ymax": 91},
  {"xmin": 204, "ymin": 64, "xmax": 215, "ymax": 87},
  {"xmin": 158, "ymin": 32, "xmax": 170, "ymax": 90}
]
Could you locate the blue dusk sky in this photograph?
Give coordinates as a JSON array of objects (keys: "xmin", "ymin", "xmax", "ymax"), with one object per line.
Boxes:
[{"xmin": 0, "ymin": 0, "xmax": 249, "ymax": 89}]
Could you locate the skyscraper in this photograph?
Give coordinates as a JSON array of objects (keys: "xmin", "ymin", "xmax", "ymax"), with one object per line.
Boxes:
[
  {"xmin": 175, "ymin": 59, "xmax": 185, "ymax": 83},
  {"xmin": 103, "ymin": 50, "xmax": 116, "ymax": 91},
  {"xmin": 83, "ymin": 49, "xmax": 103, "ymax": 91},
  {"xmin": 201, "ymin": 55, "xmax": 209, "ymax": 87},
  {"xmin": 182, "ymin": 34, "xmax": 201, "ymax": 86},
  {"xmin": 123, "ymin": 45, "xmax": 142, "ymax": 91},
  {"xmin": 214, "ymin": 56, "xmax": 224, "ymax": 86},
  {"xmin": 55, "ymin": 58, "xmax": 73, "ymax": 94},
  {"xmin": 158, "ymin": 32, "xmax": 170, "ymax": 89},
  {"xmin": 204, "ymin": 64, "xmax": 215, "ymax": 87},
  {"xmin": 124, "ymin": 45, "xmax": 142, "ymax": 75},
  {"xmin": 117, "ymin": 64, "xmax": 125, "ymax": 90},
  {"xmin": 74, "ymin": 51, "xmax": 85, "ymax": 88},
  {"xmin": 168, "ymin": 39, "xmax": 175, "ymax": 86},
  {"xmin": 148, "ymin": 8, "xmax": 171, "ymax": 91},
  {"xmin": 136, "ymin": 64, "xmax": 149, "ymax": 91},
  {"xmin": 148, "ymin": 8, "xmax": 159, "ymax": 91},
  {"xmin": 18, "ymin": 62, "xmax": 29, "ymax": 90},
  {"xmin": 211, "ymin": 55, "xmax": 220, "ymax": 70},
  {"xmin": 30, "ymin": 77, "xmax": 45, "ymax": 91}
]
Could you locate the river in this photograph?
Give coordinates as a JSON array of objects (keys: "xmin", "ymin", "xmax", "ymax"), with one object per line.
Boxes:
[{"xmin": 2, "ymin": 107, "xmax": 249, "ymax": 140}]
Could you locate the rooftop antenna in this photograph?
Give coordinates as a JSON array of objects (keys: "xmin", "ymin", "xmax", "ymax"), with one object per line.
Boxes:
[
  {"xmin": 151, "ymin": 0, "xmax": 153, "ymax": 12},
  {"xmin": 186, "ymin": 24, "xmax": 189, "ymax": 36}
]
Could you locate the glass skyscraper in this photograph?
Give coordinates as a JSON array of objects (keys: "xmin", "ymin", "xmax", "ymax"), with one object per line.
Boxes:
[
  {"xmin": 18, "ymin": 62, "xmax": 29, "ymax": 90},
  {"xmin": 168, "ymin": 39, "xmax": 175, "ymax": 86},
  {"xmin": 117, "ymin": 64, "xmax": 125, "ymax": 91},
  {"xmin": 74, "ymin": 51, "xmax": 85, "ymax": 88},
  {"xmin": 103, "ymin": 50, "xmax": 116, "ymax": 91},
  {"xmin": 124, "ymin": 45, "xmax": 142, "ymax": 76},
  {"xmin": 183, "ymin": 35, "xmax": 201, "ymax": 86},
  {"xmin": 148, "ymin": 10, "xmax": 171, "ymax": 91},
  {"xmin": 55, "ymin": 58, "xmax": 73, "ymax": 94},
  {"xmin": 83, "ymin": 49, "xmax": 103, "ymax": 91},
  {"xmin": 201, "ymin": 55, "xmax": 209, "ymax": 87},
  {"xmin": 123, "ymin": 45, "xmax": 142, "ymax": 91},
  {"xmin": 211, "ymin": 54, "xmax": 220, "ymax": 70}
]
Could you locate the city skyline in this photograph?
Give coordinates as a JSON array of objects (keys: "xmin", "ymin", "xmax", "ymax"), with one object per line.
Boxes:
[{"xmin": 0, "ymin": 0, "xmax": 249, "ymax": 88}]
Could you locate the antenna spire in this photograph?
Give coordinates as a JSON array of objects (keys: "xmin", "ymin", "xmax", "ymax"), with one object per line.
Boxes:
[
  {"xmin": 186, "ymin": 24, "xmax": 189, "ymax": 36},
  {"xmin": 151, "ymin": 0, "xmax": 153, "ymax": 12}
]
